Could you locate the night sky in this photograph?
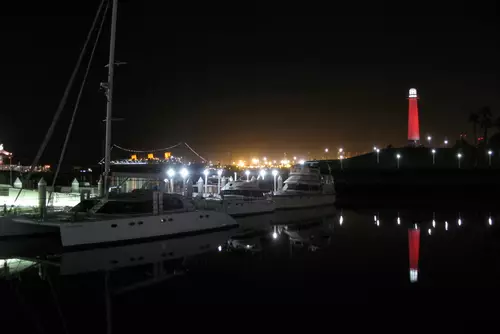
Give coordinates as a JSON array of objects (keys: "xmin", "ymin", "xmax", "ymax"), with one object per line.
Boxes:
[{"xmin": 1, "ymin": 2, "xmax": 498, "ymax": 165}]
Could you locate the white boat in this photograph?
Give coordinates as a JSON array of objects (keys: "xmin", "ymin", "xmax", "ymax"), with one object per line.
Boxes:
[
  {"xmin": 8, "ymin": 190, "xmax": 238, "ymax": 248},
  {"xmin": 271, "ymin": 164, "xmax": 335, "ymax": 210},
  {"xmin": 2, "ymin": 2, "xmax": 240, "ymax": 245},
  {"xmin": 194, "ymin": 180, "xmax": 275, "ymax": 217}
]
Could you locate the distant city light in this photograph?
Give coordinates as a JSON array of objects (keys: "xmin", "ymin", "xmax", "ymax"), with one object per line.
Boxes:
[
  {"xmin": 245, "ymin": 170, "xmax": 250, "ymax": 176},
  {"xmin": 260, "ymin": 170, "xmax": 266, "ymax": 178},
  {"xmin": 396, "ymin": 154, "xmax": 401, "ymax": 159},
  {"xmin": 203, "ymin": 169, "xmax": 209, "ymax": 176},
  {"xmin": 457, "ymin": 153, "xmax": 462, "ymax": 158},
  {"xmin": 338, "ymin": 148, "xmax": 343, "ymax": 153},
  {"xmin": 444, "ymin": 139, "xmax": 448, "ymax": 145},
  {"xmin": 299, "ymin": 159, "xmax": 305, "ymax": 165},
  {"xmin": 217, "ymin": 169, "xmax": 223, "ymax": 176},
  {"xmin": 431, "ymin": 149, "xmax": 436, "ymax": 154},
  {"xmin": 488, "ymin": 150, "xmax": 493, "ymax": 156},
  {"xmin": 272, "ymin": 169, "xmax": 278, "ymax": 176},
  {"xmin": 325, "ymin": 148, "xmax": 329, "ymax": 153}
]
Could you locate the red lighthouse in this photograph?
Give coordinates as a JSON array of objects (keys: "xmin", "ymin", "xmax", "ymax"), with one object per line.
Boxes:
[{"xmin": 408, "ymin": 88, "xmax": 420, "ymax": 146}]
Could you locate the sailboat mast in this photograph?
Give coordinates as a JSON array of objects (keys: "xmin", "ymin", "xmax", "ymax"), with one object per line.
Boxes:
[{"xmin": 104, "ymin": 0, "xmax": 118, "ymax": 195}]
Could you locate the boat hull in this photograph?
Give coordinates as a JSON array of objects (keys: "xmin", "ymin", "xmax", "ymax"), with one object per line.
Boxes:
[
  {"xmin": 194, "ymin": 198, "xmax": 275, "ymax": 217},
  {"xmin": 272, "ymin": 194, "xmax": 335, "ymax": 210},
  {"xmin": 59, "ymin": 210, "xmax": 238, "ymax": 248}
]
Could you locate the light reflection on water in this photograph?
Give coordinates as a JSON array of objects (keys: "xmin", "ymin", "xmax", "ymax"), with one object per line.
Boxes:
[{"xmin": 1, "ymin": 206, "xmax": 499, "ymax": 316}]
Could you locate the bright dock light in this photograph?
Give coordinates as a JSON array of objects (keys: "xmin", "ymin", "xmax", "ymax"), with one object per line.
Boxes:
[
  {"xmin": 180, "ymin": 168, "xmax": 189, "ymax": 179},
  {"xmin": 167, "ymin": 168, "xmax": 175, "ymax": 178}
]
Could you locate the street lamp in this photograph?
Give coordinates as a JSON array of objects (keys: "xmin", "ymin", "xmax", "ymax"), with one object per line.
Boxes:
[
  {"xmin": 245, "ymin": 170, "xmax": 250, "ymax": 181},
  {"xmin": 167, "ymin": 168, "xmax": 175, "ymax": 193},
  {"xmin": 339, "ymin": 155, "xmax": 344, "ymax": 170},
  {"xmin": 259, "ymin": 169, "xmax": 266, "ymax": 180},
  {"xmin": 272, "ymin": 169, "xmax": 278, "ymax": 192},
  {"xmin": 180, "ymin": 168, "xmax": 188, "ymax": 195},
  {"xmin": 203, "ymin": 169, "xmax": 209, "ymax": 193},
  {"xmin": 457, "ymin": 153, "xmax": 462, "ymax": 168},
  {"xmin": 299, "ymin": 159, "xmax": 305, "ymax": 165},
  {"xmin": 444, "ymin": 139, "xmax": 448, "ymax": 147},
  {"xmin": 396, "ymin": 154, "xmax": 401, "ymax": 169},
  {"xmin": 431, "ymin": 149, "xmax": 436, "ymax": 165},
  {"xmin": 324, "ymin": 148, "xmax": 329, "ymax": 159},
  {"xmin": 217, "ymin": 169, "xmax": 223, "ymax": 193},
  {"xmin": 488, "ymin": 150, "xmax": 493, "ymax": 167},
  {"xmin": 427, "ymin": 136, "xmax": 432, "ymax": 146},
  {"xmin": 374, "ymin": 147, "xmax": 380, "ymax": 164}
]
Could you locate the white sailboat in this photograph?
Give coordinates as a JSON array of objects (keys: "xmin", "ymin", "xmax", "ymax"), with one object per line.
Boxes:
[{"xmin": 0, "ymin": 0, "xmax": 238, "ymax": 246}]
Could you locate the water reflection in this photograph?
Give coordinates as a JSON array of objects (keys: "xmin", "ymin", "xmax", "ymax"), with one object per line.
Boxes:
[{"xmin": 0, "ymin": 205, "xmax": 499, "ymax": 316}]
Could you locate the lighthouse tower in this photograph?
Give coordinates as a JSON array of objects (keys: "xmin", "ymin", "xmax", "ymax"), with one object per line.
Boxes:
[{"xmin": 408, "ymin": 88, "xmax": 420, "ymax": 146}]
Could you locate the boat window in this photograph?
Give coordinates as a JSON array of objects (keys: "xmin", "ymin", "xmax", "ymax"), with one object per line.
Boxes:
[
  {"xmin": 96, "ymin": 200, "xmax": 153, "ymax": 214},
  {"xmin": 163, "ymin": 196, "xmax": 184, "ymax": 210},
  {"xmin": 284, "ymin": 184, "xmax": 313, "ymax": 191}
]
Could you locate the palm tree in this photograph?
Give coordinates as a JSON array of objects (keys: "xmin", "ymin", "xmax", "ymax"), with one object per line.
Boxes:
[
  {"xmin": 468, "ymin": 112, "xmax": 480, "ymax": 146},
  {"xmin": 478, "ymin": 106, "xmax": 492, "ymax": 145}
]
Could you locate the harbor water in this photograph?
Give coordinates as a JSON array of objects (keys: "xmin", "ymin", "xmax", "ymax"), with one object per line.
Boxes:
[{"xmin": 1, "ymin": 204, "xmax": 499, "ymax": 331}]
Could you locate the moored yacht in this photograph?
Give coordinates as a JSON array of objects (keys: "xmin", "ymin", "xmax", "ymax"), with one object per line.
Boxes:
[
  {"xmin": 194, "ymin": 180, "xmax": 275, "ymax": 217},
  {"xmin": 271, "ymin": 164, "xmax": 335, "ymax": 209},
  {"xmin": 9, "ymin": 190, "xmax": 238, "ymax": 248}
]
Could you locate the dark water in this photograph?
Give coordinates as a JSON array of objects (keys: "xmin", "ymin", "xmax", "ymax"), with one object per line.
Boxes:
[{"xmin": 1, "ymin": 206, "xmax": 499, "ymax": 332}]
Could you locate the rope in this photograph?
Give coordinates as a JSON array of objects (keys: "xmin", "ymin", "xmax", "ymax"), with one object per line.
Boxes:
[
  {"xmin": 112, "ymin": 142, "xmax": 183, "ymax": 153},
  {"xmin": 14, "ymin": 0, "xmax": 107, "ymax": 204},
  {"xmin": 48, "ymin": 0, "xmax": 109, "ymax": 205},
  {"xmin": 184, "ymin": 142, "xmax": 207, "ymax": 162}
]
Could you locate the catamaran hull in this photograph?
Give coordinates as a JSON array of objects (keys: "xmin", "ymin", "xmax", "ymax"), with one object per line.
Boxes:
[
  {"xmin": 59, "ymin": 210, "xmax": 238, "ymax": 248},
  {"xmin": 272, "ymin": 194, "xmax": 335, "ymax": 210},
  {"xmin": 0, "ymin": 217, "xmax": 58, "ymax": 237}
]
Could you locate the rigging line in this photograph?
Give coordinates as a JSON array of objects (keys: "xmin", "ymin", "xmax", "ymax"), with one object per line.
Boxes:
[
  {"xmin": 48, "ymin": 0, "xmax": 110, "ymax": 205},
  {"xmin": 112, "ymin": 142, "xmax": 183, "ymax": 153},
  {"xmin": 14, "ymin": 0, "xmax": 107, "ymax": 204},
  {"xmin": 183, "ymin": 142, "xmax": 207, "ymax": 162}
]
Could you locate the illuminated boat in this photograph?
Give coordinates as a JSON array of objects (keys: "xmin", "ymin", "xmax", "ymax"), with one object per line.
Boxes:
[
  {"xmin": 194, "ymin": 180, "xmax": 275, "ymax": 217},
  {"xmin": 271, "ymin": 164, "xmax": 335, "ymax": 209},
  {"xmin": 6, "ymin": 190, "xmax": 238, "ymax": 248}
]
